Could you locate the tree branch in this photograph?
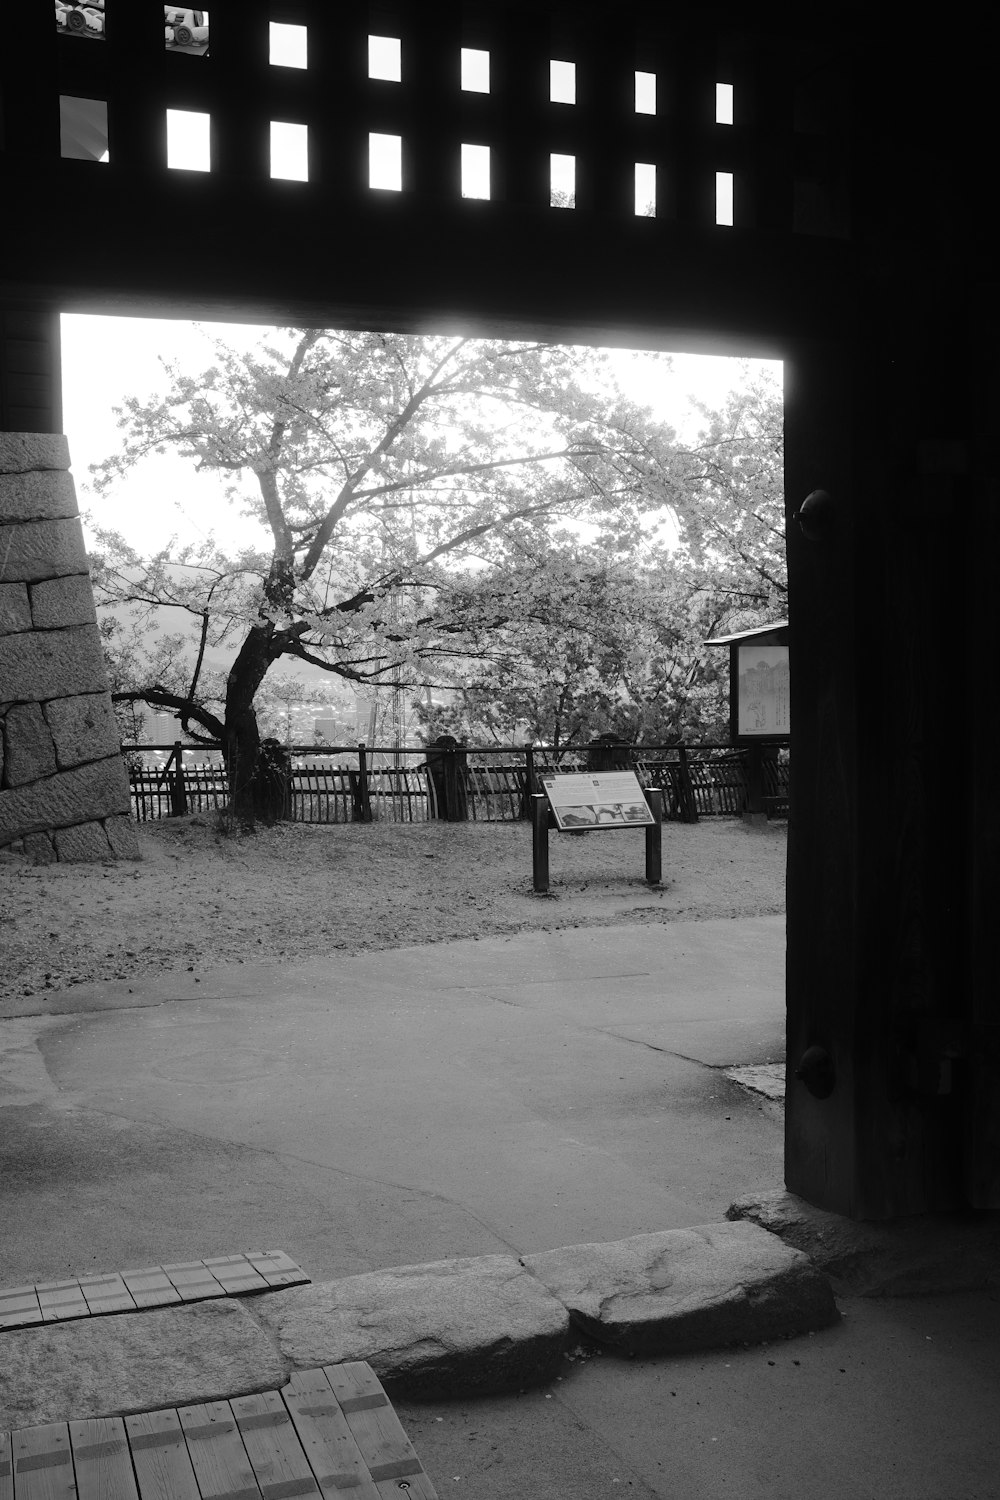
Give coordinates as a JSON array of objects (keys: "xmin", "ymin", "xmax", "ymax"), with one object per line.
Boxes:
[
  {"xmin": 298, "ymin": 339, "xmax": 471, "ymax": 581},
  {"xmin": 111, "ymin": 687, "xmax": 225, "ymax": 742}
]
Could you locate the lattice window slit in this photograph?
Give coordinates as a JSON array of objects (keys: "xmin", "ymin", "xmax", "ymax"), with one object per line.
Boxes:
[
  {"xmin": 550, "ymin": 59, "xmax": 576, "ymax": 104},
  {"xmin": 271, "ymin": 122, "xmax": 308, "ymax": 182},
  {"xmin": 369, "ymin": 132, "xmax": 402, "ymax": 191},
  {"xmin": 635, "ymin": 71, "xmax": 656, "ymax": 114},
  {"xmin": 270, "ymin": 23, "xmax": 307, "ymax": 69},
  {"xmin": 461, "ymin": 48, "xmax": 489, "ymax": 93},
  {"xmin": 461, "ymin": 144, "xmax": 490, "ymax": 199},
  {"xmin": 369, "ymin": 35, "xmax": 401, "ymax": 82},
  {"xmin": 635, "ymin": 161, "xmax": 656, "ymax": 217},
  {"xmin": 716, "ymin": 171, "xmax": 734, "ymax": 225},
  {"xmin": 59, "ymin": 95, "xmax": 108, "ymax": 162},
  {"xmin": 166, "ymin": 108, "xmax": 210, "ymax": 172},
  {"xmin": 550, "ymin": 152, "xmax": 575, "ymax": 207}
]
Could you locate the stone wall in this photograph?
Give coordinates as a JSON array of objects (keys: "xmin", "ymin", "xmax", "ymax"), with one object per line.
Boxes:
[{"xmin": 0, "ymin": 432, "xmax": 139, "ymax": 861}]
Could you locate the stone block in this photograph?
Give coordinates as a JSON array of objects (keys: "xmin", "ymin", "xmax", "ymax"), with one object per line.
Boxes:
[
  {"xmin": 0, "ymin": 516, "xmax": 88, "ymax": 583},
  {"xmin": 30, "ymin": 573, "xmax": 97, "ymax": 629},
  {"xmin": 0, "ymin": 582, "xmax": 32, "ymax": 634},
  {"xmin": 0, "ymin": 469, "xmax": 79, "ymax": 523},
  {"xmin": 53, "ymin": 819, "xmax": 114, "ymax": 862},
  {"xmin": 0, "ymin": 1299, "xmax": 286, "ymax": 1429},
  {"xmin": 0, "ymin": 623, "xmax": 109, "ymax": 702},
  {"xmin": 254, "ymin": 1255, "xmax": 570, "ymax": 1397},
  {"xmin": 44, "ymin": 691, "xmax": 121, "ymax": 768},
  {"xmin": 103, "ymin": 812, "xmax": 141, "ymax": 859},
  {"xmin": 0, "ymin": 432, "xmax": 70, "ymax": 475},
  {"xmin": 2, "ymin": 701, "xmax": 57, "ymax": 785},
  {"xmin": 0, "ymin": 756, "xmax": 131, "ymax": 847},
  {"xmin": 22, "ymin": 831, "xmax": 55, "ymax": 864},
  {"xmin": 727, "ymin": 1189, "xmax": 1000, "ymax": 1296},
  {"xmin": 521, "ymin": 1222, "xmax": 839, "ymax": 1356}
]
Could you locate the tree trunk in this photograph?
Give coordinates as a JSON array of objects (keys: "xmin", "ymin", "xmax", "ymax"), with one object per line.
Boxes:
[{"xmin": 222, "ymin": 626, "xmax": 283, "ymax": 822}]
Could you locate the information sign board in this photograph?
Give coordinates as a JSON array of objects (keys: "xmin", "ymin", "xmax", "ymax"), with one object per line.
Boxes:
[
  {"xmin": 736, "ymin": 644, "xmax": 790, "ymax": 738},
  {"xmin": 541, "ymin": 771, "xmax": 654, "ymax": 831}
]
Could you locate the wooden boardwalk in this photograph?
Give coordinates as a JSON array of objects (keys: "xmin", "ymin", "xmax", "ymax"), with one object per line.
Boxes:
[
  {"xmin": 0, "ymin": 1362, "xmax": 437, "ymax": 1500},
  {"xmin": 0, "ymin": 1255, "xmax": 309, "ymax": 1332}
]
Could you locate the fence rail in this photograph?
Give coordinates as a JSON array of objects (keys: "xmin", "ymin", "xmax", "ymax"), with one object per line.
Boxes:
[{"xmin": 123, "ymin": 742, "xmax": 789, "ymax": 825}]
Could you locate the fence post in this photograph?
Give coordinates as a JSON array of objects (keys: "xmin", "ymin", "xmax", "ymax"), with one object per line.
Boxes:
[
  {"xmin": 521, "ymin": 744, "xmax": 535, "ymax": 819},
  {"xmin": 354, "ymin": 742, "xmax": 373, "ymax": 823},
  {"xmin": 169, "ymin": 741, "xmax": 188, "ymax": 817},
  {"xmin": 444, "ymin": 740, "xmax": 470, "ymax": 821},
  {"xmin": 677, "ymin": 745, "xmax": 698, "ymax": 824}
]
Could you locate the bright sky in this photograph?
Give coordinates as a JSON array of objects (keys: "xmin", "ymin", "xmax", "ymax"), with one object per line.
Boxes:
[{"xmin": 62, "ymin": 313, "xmax": 780, "ymax": 558}]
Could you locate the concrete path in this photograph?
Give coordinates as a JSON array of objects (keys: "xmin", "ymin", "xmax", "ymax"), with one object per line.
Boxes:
[
  {"xmin": 393, "ymin": 1289, "xmax": 1000, "ymax": 1500},
  {"xmin": 1, "ymin": 917, "xmax": 785, "ymax": 1285},
  {"xmin": 5, "ymin": 913, "xmax": 998, "ymax": 1498}
]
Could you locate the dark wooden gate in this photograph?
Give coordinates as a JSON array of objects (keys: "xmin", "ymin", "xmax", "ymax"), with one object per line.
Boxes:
[{"xmin": 2, "ymin": 7, "xmax": 994, "ymax": 1216}]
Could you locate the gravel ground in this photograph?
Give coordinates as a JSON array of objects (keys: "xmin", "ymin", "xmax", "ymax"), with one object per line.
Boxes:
[{"xmin": 2, "ymin": 814, "xmax": 786, "ymax": 1005}]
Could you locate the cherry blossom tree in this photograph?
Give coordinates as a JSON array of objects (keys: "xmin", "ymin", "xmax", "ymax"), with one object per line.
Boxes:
[
  {"xmin": 88, "ymin": 329, "xmax": 686, "ymax": 817},
  {"xmin": 414, "ymin": 371, "xmax": 786, "ymax": 748}
]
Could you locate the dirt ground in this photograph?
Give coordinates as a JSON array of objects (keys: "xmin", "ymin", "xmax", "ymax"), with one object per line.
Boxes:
[{"xmin": 2, "ymin": 814, "xmax": 786, "ymax": 1005}]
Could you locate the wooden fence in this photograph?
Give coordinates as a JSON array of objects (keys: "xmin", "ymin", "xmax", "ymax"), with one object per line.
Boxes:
[{"xmin": 123, "ymin": 742, "xmax": 789, "ymax": 825}]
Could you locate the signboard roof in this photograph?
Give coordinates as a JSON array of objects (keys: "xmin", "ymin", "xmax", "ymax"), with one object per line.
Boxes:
[{"xmin": 704, "ymin": 620, "xmax": 788, "ymax": 646}]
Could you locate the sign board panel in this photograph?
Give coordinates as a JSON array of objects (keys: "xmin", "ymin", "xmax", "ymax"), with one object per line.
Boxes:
[
  {"xmin": 736, "ymin": 645, "xmax": 790, "ymax": 738},
  {"xmin": 541, "ymin": 771, "xmax": 653, "ymax": 831}
]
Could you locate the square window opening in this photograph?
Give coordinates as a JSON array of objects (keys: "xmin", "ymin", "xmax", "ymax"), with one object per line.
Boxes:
[
  {"xmin": 270, "ymin": 121, "xmax": 308, "ymax": 181},
  {"xmin": 635, "ymin": 162, "xmax": 656, "ymax": 217},
  {"xmin": 461, "ymin": 47, "xmax": 489, "ymax": 92},
  {"xmin": 60, "ymin": 96, "xmax": 109, "ymax": 162},
  {"xmin": 369, "ymin": 35, "xmax": 401, "ymax": 82},
  {"xmin": 716, "ymin": 83, "xmax": 734, "ymax": 125},
  {"xmin": 164, "ymin": 8, "xmax": 209, "ymax": 53},
  {"xmin": 550, "ymin": 153, "xmax": 575, "ymax": 207},
  {"xmin": 370, "ymin": 132, "xmax": 402, "ymax": 191},
  {"xmin": 550, "ymin": 59, "xmax": 576, "ymax": 104},
  {"xmin": 270, "ymin": 23, "xmax": 307, "ymax": 69},
  {"xmin": 716, "ymin": 171, "xmax": 734, "ymax": 225},
  {"xmin": 461, "ymin": 143, "xmax": 490, "ymax": 199},
  {"xmin": 57, "ymin": 3, "xmax": 107, "ymax": 40},
  {"xmin": 167, "ymin": 108, "xmax": 211, "ymax": 171}
]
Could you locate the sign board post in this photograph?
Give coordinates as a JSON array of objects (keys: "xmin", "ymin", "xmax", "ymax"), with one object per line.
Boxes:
[
  {"xmin": 645, "ymin": 788, "xmax": 663, "ymax": 884},
  {"xmin": 531, "ymin": 794, "xmax": 551, "ymax": 893},
  {"xmin": 531, "ymin": 776, "xmax": 662, "ymax": 894}
]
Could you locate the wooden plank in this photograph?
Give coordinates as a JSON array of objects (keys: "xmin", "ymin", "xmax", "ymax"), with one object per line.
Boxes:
[
  {"xmin": 177, "ymin": 1402, "xmax": 260, "ymax": 1500},
  {"xmin": 1, "ymin": 1429, "xmax": 13, "ymax": 1500},
  {"xmin": 34, "ymin": 1281, "xmax": 90, "ymax": 1322},
  {"xmin": 202, "ymin": 1257, "xmax": 269, "ymax": 1296},
  {"xmin": 0, "ymin": 1287, "xmax": 42, "ymax": 1329},
  {"xmin": 70, "ymin": 1417, "xmax": 138, "ymax": 1500},
  {"xmin": 281, "ymin": 1369, "xmax": 379, "ymax": 1499},
  {"xmin": 230, "ymin": 1392, "xmax": 319, "ymax": 1500},
  {"xmin": 244, "ymin": 1253, "xmax": 303, "ymax": 1275},
  {"xmin": 77, "ymin": 1274, "xmax": 136, "ymax": 1316},
  {"xmin": 244, "ymin": 1254, "xmax": 309, "ymax": 1290},
  {"xmin": 125, "ymin": 1409, "xmax": 200, "ymax": 1500},
  {"xmin": 323, "ymin": 1366, "xmax": 424, "ymax": 1485},
  {"xmin": 10, "ymin": 1423, "xmax": 76, "ymax": 1500},
  {"xmin": 373, "ymin": 1471, "xmax": 438, "ymax": 1500},
  {"xmin": 120, "ymin": 1268, "xmax": 182, "ymax": 1309},
  {"xmin": 161, "ymin": 1263, "xmax": 226, "ymax": 1301}
]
